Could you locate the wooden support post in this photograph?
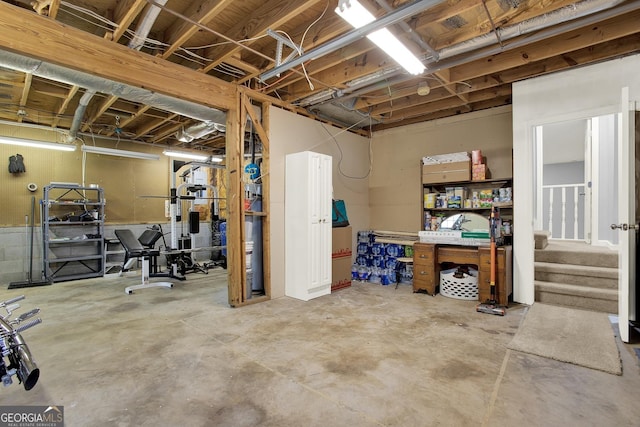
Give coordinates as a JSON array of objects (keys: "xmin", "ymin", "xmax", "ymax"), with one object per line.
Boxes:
[{"xmin": 226, "ymin": 87, "xmax": 245, "ymax": 307}]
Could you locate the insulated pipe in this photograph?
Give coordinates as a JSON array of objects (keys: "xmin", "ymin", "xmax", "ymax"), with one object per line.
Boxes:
[
  {"xmin": 66, "ymin": 89, "xmax": 95, "ymax": 142},
  {"xmin": 438, "ymin": 0, "xmax": 626, "ymax": 60},
  {"xmin": 64, "ymin": 0, "xmax": 168, "ymax": 142},
  {"xmin": 302, "ymin": 0, "xmax": 633, "ymax": 108},
  {"xmin": 0, "ymin": 50, "xmax": 226, "ymax": 124},
  {"xmin": 128, "ymin": 0, "xmax": 168, "ymax": 50},
  {"xmin": 175, "ymin": 122, "xmax": 226, "ymax": 143}
]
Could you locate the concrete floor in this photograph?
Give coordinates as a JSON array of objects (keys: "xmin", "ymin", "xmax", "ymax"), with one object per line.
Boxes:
[{"xmin": 0, "ymin": 270, "xmax": 639, "ymax": 426}]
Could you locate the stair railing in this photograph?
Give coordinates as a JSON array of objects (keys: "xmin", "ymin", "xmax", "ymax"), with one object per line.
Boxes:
[{"xmin": 543, "ymin": 183, "xmax": 585, "ymax": 240}]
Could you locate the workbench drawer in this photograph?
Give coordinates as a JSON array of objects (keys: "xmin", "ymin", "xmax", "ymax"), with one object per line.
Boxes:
[
  {"xmin": 413, "ymin": 243, "xmax": 435, "ymax": 262},
  {"xmin": 478, "ymin": 247, "xmax": 507, "ymax": 270},
  {"xmin": 413, "ymin": 268, "xmax": 436, "ymax": 294}
]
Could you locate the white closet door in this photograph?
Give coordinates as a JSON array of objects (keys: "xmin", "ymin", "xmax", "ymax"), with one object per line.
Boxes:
[{"xmin": 285, "ymin": 151, "xmax": 332, "ymax": 301}]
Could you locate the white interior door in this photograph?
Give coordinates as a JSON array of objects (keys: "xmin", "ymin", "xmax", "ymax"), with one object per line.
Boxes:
[{"xmin": 615, "ymin": 87, "xmax": 637, "ymax": 343}]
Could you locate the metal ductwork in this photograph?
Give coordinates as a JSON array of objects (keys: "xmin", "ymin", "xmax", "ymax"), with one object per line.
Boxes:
[
  {"xmin": 176, "ymin": 121, "xmax": 226, "ymax": 143},
  {"xmin": 66, "ymin": 89, "xmax": 95, "ymax": 143},
  {"xmin": 0, "ymin": 51, "xmax": 227, "ymax": 125},
  {"xmin": 438, "ymin": 0, "xmax": 627, "ymax": 60},
  {"xmin": 299, "ymin": 0, "xmax": 632, "ymax": 114},
  {"xmin": 128, "ymin": 0, "xmax": 168, "ymax": 51},
  {"xmin": 58, "ymin": 0, "xmax": 187, "ymax": 142}
]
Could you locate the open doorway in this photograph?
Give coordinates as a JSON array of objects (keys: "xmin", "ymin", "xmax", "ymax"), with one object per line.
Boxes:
[{"xmin": 533, "ymin": 114, "xmax": 618, "ymax": 246}]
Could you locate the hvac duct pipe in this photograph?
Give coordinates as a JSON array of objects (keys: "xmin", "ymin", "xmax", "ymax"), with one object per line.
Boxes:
[
  {"xmin": 438, "ymin": 0, "xmax": 627, "ymax": 60},
  {"xmin": 128, "ymin": 0, "xmax": 168, "ymax": 50},
  {"xmin": 66, "ymin": 89, "xmax": 95, "ymax": 143},
  {"xmin": 304, "ymin": 0, "xmax": 635, "ymax": 107},
  {"xmin": 62, "ymin": 0, "xmax": 168, "ymax": 144},
  {"xmin": 175, "ymin": 121, "xmax": 226, "ymax": 143},
  {"xmin": 0, "ymin": 50, "xmax": 226, "ymax": 124}
]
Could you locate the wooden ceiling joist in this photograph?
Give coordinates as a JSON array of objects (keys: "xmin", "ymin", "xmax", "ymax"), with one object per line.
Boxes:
[
  {"xmin": 0, "ymin": 1, "xmax": 235, "ymax": 112},
  {"xmin": 201, "ymin": 0, "xmax": 323, "ymax": 73}
]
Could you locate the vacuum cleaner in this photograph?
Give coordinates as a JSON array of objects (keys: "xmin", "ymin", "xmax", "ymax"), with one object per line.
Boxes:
[{"xmin": 476, "ymin": 206, "xmax": 506, "ymax": 316}]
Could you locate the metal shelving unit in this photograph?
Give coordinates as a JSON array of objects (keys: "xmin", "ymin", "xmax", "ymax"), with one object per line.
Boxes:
[{"xmin": 41, "ymin": 184, "xmax": 105, "ymax": 282}]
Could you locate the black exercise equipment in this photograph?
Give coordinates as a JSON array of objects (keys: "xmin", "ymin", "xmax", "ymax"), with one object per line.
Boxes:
[{"xmin": 114, "ymin": 229, "xmax": 173, "ymax": 294}]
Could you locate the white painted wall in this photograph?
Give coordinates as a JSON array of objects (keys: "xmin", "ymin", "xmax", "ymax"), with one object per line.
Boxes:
[
  {"xmin": 513, "ymin": 53, "xmax": 640, "ymax": 304},
  {"xmin": 269, "ymin": 107, "xmax": 371, "ymax": 298}
]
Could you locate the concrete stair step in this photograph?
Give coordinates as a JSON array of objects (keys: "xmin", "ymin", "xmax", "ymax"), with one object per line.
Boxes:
[
  {"xmin": 534, "ymin": 262, "xmax": 618, "ymax": 289},
  {"xmin": 534, "ymin": 280, "xmax": 618, "ymax": 314}
]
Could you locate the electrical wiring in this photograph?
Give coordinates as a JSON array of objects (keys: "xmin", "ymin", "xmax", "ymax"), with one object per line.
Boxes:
[
  {"xmin": 218, "ymin": 62, "xmax": 246, "ymax": 76},
  {"xmin": 57, "ymin": 8, "xmax": 116, "ymax": 33},
  {"xmin": 262, "ymin": 1, "xmax": 330, "ymax": 92},
  {"xmin": 183, "ymin": 34, "xmax": 270, "ymax": 50},
  {"xmin": 296, "ymin": 0, "xmax": 331, "ymax": 91},
  {"xmin": 57, "ymin": 1, "xmax": 262, "ymax": 72},
  {"xmin": 60, "ymin": 1, "xmax": 118, "ymax": 28},
  {"xmin": 59, "ymin": 2, "xmax": 248, "ymax": 79},
  {"xmin": 274, "ymin": 29, "xmax": 316, "ymax": 91},
  {"xmin": 300, "ymin": 0, "xmax": 330, "ymax": 49},
  {"xmin": 320, "ymin": 120, "xmax": 372, "ymax": 180},
  {"xmin": 57, "ymin": 0, "xmax": 333, "ymax": 92}
]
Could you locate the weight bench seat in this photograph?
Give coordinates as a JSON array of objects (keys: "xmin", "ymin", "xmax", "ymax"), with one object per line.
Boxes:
[{"xmin": 114, "ymin": 229, "xmax": 173, "ymax": 295}]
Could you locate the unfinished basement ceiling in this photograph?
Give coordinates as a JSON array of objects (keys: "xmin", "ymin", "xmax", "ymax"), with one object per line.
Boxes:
[{"xmin": 0, "ymin": 0, "xmax": 639, "ymax": 153}]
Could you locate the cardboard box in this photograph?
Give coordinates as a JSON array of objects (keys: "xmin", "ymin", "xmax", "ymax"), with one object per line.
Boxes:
[
  {"xmin": 422, "ymin": 160, "xmax": 471, "ymax": 184},
  {"xmin": 472, "ymin": 164, "xmax": 490, "ymax": 181},
  {"xmin": 332, "ymin": 255, "xmax": 352, "ymax": 292},
  {"xmin": 332, "ymin": 226, "xmax": 353, "ymax": 258}
]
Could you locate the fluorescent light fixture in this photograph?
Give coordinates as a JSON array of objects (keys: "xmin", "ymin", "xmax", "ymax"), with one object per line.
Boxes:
[
  {"xmin": 335, "ymin": 0, "xmax": 425, "ymax": 75},
  {"xmin": 0, "ymin": 136, "xmax": 76, "ymax": 152},
  {"xmin": 81, "ymin": 145, "xmax": 159, "ymax": 160},
  {"xmin": 163, "ymin": 150, "xmax": 212, "ymax": 161}
]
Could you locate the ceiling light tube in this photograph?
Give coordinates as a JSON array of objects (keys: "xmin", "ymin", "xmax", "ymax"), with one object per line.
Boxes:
[
  {"xmin": 260, "ymin": 0, "xmax": 437, "ymax": 82},
  {"xmin": 0, "ymin": 136, "xmax": 76, "ymax": 152},
  {"xmin": 335, "ymin": 0, "xmax": 425, "ymax": 75},
  {"xmin": 81, "ymin": 145, "xmax": 159, "ymax": 160},
  {"xmin": 162, "ymin": 150, "xmax": 212, "ymax": 161}
]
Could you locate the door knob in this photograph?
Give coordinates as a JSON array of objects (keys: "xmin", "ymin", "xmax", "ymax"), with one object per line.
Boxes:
[{"xmin": 611, "ymin": 223, "xmax": 640, "ymax": 231}]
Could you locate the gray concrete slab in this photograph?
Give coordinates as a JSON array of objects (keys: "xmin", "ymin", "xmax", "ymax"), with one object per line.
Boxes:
[{"xmin": 0, "ymin": 270, "xmax": 639, "ymax": 426}]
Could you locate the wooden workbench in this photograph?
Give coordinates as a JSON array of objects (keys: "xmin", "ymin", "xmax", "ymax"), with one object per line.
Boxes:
[{"xmin": 413, "ymin": 243, "xmax": 512, "ymax": 305}]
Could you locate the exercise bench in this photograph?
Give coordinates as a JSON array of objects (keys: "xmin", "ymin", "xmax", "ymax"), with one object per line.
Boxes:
[{"xmin": 114, "ymin": 229, "xmax": 174, "ymax": 295}]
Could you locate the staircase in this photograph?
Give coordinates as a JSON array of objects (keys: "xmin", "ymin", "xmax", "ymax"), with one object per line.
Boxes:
[{"xmin": 534, "ymin": 231, "xmax": 618, "ymax": 313}]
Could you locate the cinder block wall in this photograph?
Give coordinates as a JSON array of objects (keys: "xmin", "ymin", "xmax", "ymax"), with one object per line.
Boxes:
[{"xmin": 0, "ymin": 223, "xmax": 214, "ymax": 285}]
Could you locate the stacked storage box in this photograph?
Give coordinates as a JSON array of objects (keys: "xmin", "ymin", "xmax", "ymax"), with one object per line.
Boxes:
[
  {"xmin": 471, "ymin": 149, "xmax": 490, "ymax": 181},
  {"xmin": 332, "ymin": 226, "xmax": 353, "ymax": 291}
]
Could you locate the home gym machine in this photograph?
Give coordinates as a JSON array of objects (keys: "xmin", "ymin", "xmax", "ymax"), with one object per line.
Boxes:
[{"xmin": 166, "ymin": 159, "xmax": 225, "ymax": 276}]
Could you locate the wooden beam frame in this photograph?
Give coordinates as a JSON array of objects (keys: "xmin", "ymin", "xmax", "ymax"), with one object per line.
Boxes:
[
  {"xmin": 227, "ymin": 87, "xmax": 272, "ymax": 307},
  {"xmin": 0, "ymin": 1, "xmax": 235, "ymax": 112}
]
